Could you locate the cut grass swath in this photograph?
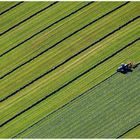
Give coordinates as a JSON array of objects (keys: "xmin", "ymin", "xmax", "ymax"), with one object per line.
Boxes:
[
  {"xmin": 15, "ymin": 65, "xmax": 140, "ymax": 138},
  {"xmin": 120, "ymin": 124, "xmax": 140, "ymax": 138},
  {"xmin": 0, "ymin": 2, "xmax": 23, "ymax": 16},
  {"xmin": 0, "ymin": 2, "xmax": 139, "ymax": 138},
  {"xmin": 0, "ymin": 2, "xmax": 54, "ymax": 34},
  {"xmin": 0, "ymin": 2, "xmax": 90, "ymax": 56},
  {"xmin": 0, "ymin": 2, "xmax": 129, "ymax": 76},
  {"xmin": 0, "ymin": 2, "xmax": 17, "ymax": 13},
  {"xmin": 0, "ymin": 14, "xmax": 139, "ymax": 101},
  {"xmin": 0, "ymin": 2, "xmax": 58, "ymax": 35},
  {"xmin": 0, "ymin": 37, "xmax": 139, "ymax": 127},
  {"xmin": 0, "ymin": 40, "xmax": 139, "ymax": 138}
]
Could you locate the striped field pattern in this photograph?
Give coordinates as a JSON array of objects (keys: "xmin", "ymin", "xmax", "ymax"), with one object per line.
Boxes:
[{"xmin": 0, "ymin": 1, "xmax": 140, "ymax": 138}]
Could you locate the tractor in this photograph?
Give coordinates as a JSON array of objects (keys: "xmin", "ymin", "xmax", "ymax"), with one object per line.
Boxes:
[{"xmin": 117, "ymin": 62, "xmax": 136, "ymax": 74}]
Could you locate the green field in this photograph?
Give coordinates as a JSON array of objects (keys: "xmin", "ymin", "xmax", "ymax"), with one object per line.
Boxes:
[
  {"xmin": 122, "ymin": 125, "xmax": 140, "ymax": 138},
  {"xmin": 0, "ymin": 1, "xmax": 140, "ymax": 138},
  {"xmin": 17, "ymin": 64, "xmax": 140, "ymax": 138}
]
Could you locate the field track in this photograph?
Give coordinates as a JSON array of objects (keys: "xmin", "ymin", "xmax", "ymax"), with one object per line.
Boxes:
[{"xmin": 0, "ymin": 1, "xmax": 140, "ymax": 138}]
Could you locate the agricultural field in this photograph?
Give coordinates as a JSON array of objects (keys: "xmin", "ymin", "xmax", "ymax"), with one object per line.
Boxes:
[{"xmin": 0, "ymin": 1, "xmax": 140, "ymax": 138}]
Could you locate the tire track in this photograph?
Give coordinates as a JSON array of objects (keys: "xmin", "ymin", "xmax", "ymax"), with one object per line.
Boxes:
[
  {"xmin": 0, "ymin": 2, "xmax": 24, "ymax": 16},
  {"xmin": 117, "ymin": 123, "xmax": 140, "ymax": 138},
  {"xmin": 0, "ymin": 2, "xmax": 58, "ymax": 36},
  {"xmin": 0, "ymin": 15, "xmax": 138, "ymax": 102},
  {"xmin": 13, "ymin": 63, "xmax": 140, "ymax": 138},
  {"xmin": 0, "ymin": 2, "xmax": 93, "ymax": 57},
  {"xmin": 0, "ymin": 2, "xmax": 128, "ymax": 79},
  {"xmin": 13, "ymin": 72, "xmax": 117, "ymax": 138},
  {"xmin": 0, "ymin": 38, "xmax": 139, "ymax": 127}
]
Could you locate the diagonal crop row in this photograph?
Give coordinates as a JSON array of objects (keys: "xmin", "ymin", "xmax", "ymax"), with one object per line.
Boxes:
[
  {"xmin": 0, "ymin": 2, "xmax": 128, "ymax": 79},
  {"xmin": 3, "ymin": 2, "xmax": 137, "ymax": 101},
  {"xmin": 117, "ymin": 123, "xmax": 140, "ymax": 138},
  {"xmin": 0, "ymin": 2, "xmax": 60, "ymax": 35},
  {"xmin": 0, "ymin": 2, "xmax": 24, "ymax": 16},
  {"xmin": 1, "ymin": 19, "xmax": 139, "ymax": 125},
  {"xmin": 120, "ymin": 124, "xmax": 140, "ymax": 138},
  {"xmin": 0, "ymin": 37, "xmax": 138, "ymax": 127},
  {"xmin": 0, "ymin": 2, "xmax": 18, "ymax": 13},
  {"xmin": 0, "ymin": 2, "xmax": 58, "ymax": 36},
  {"xmin": 1, "ymin": 2, "xmax": 139, "ymax": 101},
  {"xmin": 15, "ymin": 62, "xmax": 140, "ymax": 138},
  {"xmin": 0, "ymin": 1, "xmax": 90, "ymax": 53},
  {"xmin": 0, "ymin": 15, "xmax": 138, "ymax": 102},
  {"xmin": 1, "ymin": 13, "xmax": 139, "ymax": 126},
  {"xmin": 7, "ymin": 40, "xmax": 140, "ymax": 138},
  {"xmin": 0, "ymin": 2, "xmax": 93, "ymax": 57},
  {"xmin": 0, "ymin": 2, "xmax": 139, "ymax": 138},
  {"xmin": 1, "ymin": 39, "xmax": 139, "ymax": 138},
  {"xmin": 12, "ymin": 72, "xmax": 117, "ymax": 138}
]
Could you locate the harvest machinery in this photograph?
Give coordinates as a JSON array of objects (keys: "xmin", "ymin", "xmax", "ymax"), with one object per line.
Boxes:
[{"xmin": 117, "ymin": 62, "xmax": 136, "ymax": 74}]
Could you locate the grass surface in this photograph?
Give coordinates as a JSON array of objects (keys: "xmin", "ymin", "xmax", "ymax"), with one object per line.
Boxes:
[
  {"xmin": 1, "ymin": 18, "xmax": 139, "ymax": 125},
  {"xmin": 0, "ymin": 2, "xmax": 53, "ymax": 33},
  {"xmin": 0, "ymin": 1, "xmax": 139, "ymax": 138},
  {"xmin": 1, "ymin": 40, "xmax": 139, "ymax": 138},
  {"xmin": 0, "ymin": 2, "xmax": 124, "ymax": 77},
  {"xmin": 0, "ymin": 2, "xmax": 139, "ymax": 99},
  {"xmin": 122, "ymin": 125, "xmax": 140, "ymax": 138},
  {"xmin": 0, "ymin": 2, "xmax": 87, "ymax": 55},
  {"xmin": 0, "ymin": 2, "xmax": 18, "ymax": 13},
  {"xmin": 17, "ymin": 65, "xmax": 140, "ymax": 138}
]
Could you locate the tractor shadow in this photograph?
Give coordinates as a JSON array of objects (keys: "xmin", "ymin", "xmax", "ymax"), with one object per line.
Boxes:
[{"xmin": 121, "ymin": 69, "xmax": 133, "ymax": 74}]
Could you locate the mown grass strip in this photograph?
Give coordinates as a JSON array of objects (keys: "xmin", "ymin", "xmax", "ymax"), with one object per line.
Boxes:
[
  {"xmin": 1, "ymin": 40, "xmax": 139, "ymax": 138},
  {"xmin": 0, "ymin": 2, "xmax": 129, "ymax": 79},
  {"xmin": 121, "ymin": 124, "xmax": 140, "ymax": 138},
  {"xmin": 1, "ymin": 3, "xmax": 92, "ymax": 53},
  {"xmin": 0, "ymin": 2, "xmax": 92, "ymax": 57},
  {"xmin": 0, "ymin": 2, "xmax": 54, "ymax": 33},
  {"xmin": 12, "ymin": 72, "xmax": 117, "ymax": 138},
  {"xmin": 0, "ymin": 2, "xmax": 17, "ymax": 13},
  {"xmin": 117, "ymin": 123, "xmax": 140, "ymax": 138},
  {"xmin": 0, "ymin": 2, "xmax": 58, "ymax": 36},
  {"xmin": 0, "ymin": 1, "xmax": 90, "ymax": 54},
  {"xmin": 0, "ymin": 37, "xmax": 139, "ymax": 127},
  {"xmin": 0, "ymin": 15, "xmax": 139, "ymax": 101},
  {"xmin": 16, "ymin": 48, "xmax": 140, "ymax": 138},
  {"xmin": 2, "ymin": 2, "xmax": 137, "ymax": 83},
  {"xmin": 0, "ymin": 2, "xmax": 24, "ymax": 16},
  {"xmin": 0, "ymin": 16, "xmax": 139, "ymax": 121},
  {"xmin": 16, "ymin": 66, "xmax": 140, "ymax": 138},
  {"xmin": 0, "ymin": 18, "xmax": 139, "ymax": 126}
]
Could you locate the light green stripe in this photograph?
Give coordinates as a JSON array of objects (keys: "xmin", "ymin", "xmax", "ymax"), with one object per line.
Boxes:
[
  {"xmin": 0, "ymin": 2, "xmax": 18, "ymax": 13},
  {"xmin": 0, "ymin": 2, "xmax": 87, "ymax": 54},
  {"xmin": 0, "ymin": 2, "xmax": 53, "ymax": 33},
  {"xmin": 0, "ymin": 41, "xmax": 139, "ymax": 138}
]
